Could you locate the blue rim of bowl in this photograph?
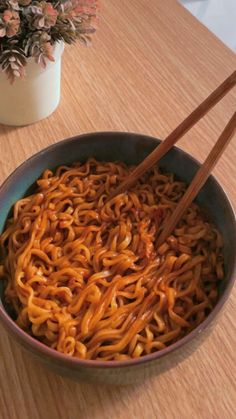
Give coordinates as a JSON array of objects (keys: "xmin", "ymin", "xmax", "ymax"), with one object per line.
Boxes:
[{"xmin": 0, "ymin": 131, "xmax": 236, "ymax": 369}]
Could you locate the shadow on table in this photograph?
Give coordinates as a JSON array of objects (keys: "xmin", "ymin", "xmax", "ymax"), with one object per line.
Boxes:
[
  {"xmin": 56, "ymin": 372, "xmax": 146, "ymax": 419},
  {"xmin": 30, "ymin": 357, "xmax": 148, "ymax": 419},
  {"xmin": 0, "ymin": 123, "xmax": 20, "ymax": 138},
  {"xmin": 4, "ymin": 335, "xmax": 150, "ymax": 419}
]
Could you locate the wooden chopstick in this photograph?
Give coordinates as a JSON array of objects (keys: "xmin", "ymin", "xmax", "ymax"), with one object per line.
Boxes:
[
  {"xmin": 156, "ymin": 110, "xmax": 236, "ymax": 247},
  {"xmin": 110, "ymin": 70, "xmax": 236, "ymax": 199}
]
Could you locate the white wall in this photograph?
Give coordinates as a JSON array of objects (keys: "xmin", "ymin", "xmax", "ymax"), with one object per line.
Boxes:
[{"xmin": 180, "ymin": 0, "xmax": 236, "ymax": 52}]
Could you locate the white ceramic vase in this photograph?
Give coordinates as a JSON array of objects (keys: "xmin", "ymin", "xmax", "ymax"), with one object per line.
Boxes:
[{"xmin": 0, "ymin": 41, "xmax": 64, "ymax": 126}]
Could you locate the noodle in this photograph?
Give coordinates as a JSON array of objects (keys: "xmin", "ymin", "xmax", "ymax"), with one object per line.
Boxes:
[{"xmin": 0, "ymin": 159, "xmax": 224, "ymax": 360}]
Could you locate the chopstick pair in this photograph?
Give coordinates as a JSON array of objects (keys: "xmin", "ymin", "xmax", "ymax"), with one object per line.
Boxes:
[{"xmin": 110, "ymin": 70, "xmax": 236, "ymax": 246}]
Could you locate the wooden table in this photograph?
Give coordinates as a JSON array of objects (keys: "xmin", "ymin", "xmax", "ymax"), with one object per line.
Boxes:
[{"xmin": 1, "ymin": 1, "xmax": 236, "ymax": 418}]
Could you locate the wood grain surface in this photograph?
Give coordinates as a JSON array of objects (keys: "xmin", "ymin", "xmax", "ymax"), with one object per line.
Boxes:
[{"xmin": 0, "ymin": 1, "xmax": 236, "ymax": 418}]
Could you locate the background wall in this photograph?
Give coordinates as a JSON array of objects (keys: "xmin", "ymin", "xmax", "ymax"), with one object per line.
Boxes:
[{"xmin": 180, "ymin": 0, "xmax": 236, "ymax": 52}]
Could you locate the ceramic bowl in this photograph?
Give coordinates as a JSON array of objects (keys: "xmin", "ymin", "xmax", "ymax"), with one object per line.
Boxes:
[{"xmin": 0, "ymin": 132, "xmax": 235, "ymax": 384}]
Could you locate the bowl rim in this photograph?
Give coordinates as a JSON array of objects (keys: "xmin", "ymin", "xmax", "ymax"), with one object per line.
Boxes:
[{"xmin": 0, "ymin": 130, "xmax": 236, "ymax": 369}]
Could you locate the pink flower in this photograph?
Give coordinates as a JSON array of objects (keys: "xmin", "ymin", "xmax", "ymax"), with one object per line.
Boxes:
[
  {"xmin": 74, "ymin": 0, "xmax": 98, "ymax": 15},
  {"xmin": 0, "ymin": 10, "xmax": 20, "ymax": 38},
  {"xmin": 29, "ymin": 2, "xmax": 58, "ymax": 29},
  {"xmin": 42, "ymin": 2, "xmax": 58, "ymax": 27}
]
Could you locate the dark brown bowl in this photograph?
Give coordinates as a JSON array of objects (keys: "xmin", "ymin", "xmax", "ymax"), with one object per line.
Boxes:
[{"xmin": 0, "ymin": 132, "xmax": 235, "ymax": 384}]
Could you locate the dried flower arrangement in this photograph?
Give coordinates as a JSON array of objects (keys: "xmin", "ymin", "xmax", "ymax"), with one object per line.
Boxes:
[{"xmin": 0, "ymin": 0, "xmax": 98, "ymax": 82}]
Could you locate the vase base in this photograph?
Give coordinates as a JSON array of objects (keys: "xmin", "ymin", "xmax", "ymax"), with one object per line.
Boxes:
[{"xmin": 0, "ymin": 98, "xmax": 60, "ymax": 127}]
